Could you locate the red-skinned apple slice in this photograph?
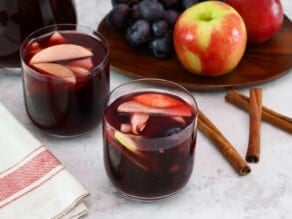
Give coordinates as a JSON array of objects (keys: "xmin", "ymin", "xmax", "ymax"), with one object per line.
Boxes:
[
  {"xmin": 30, "ymin": 44, "xmax": 93, "ymax": 64},
  {"xmin": 67, "ymin": 57, "xmax": 94, "ymax": 70},
  {"xmin": 32, "ymin": 63, "xmax": 76, "ymax": 84},
  {"xmin": 67, "ymin": 65, "xmax": 89, "ymax": 77},
  {"xmin": 130, "ymin": 113, "xmax": 149, "ymax": 134},
  {"xmin": 118, "ymin": 100, "xmax": 192, "ymax": 117},
  {"xmin": 134, "ymin": 93, "xmax": 182, "ymax": 108},
  {"xmin": 48, "ymin": 31, "xmax": 67, "ymax": 45}
]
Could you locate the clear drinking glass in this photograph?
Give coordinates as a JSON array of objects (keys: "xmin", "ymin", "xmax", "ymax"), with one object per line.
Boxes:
[
  {"xmin": 103, "ymin": 78, "xmax": 198, "ymax": 200},
  {"xmin": 20, "ymin": 24, "xmax": 109, "ymax": 137}
]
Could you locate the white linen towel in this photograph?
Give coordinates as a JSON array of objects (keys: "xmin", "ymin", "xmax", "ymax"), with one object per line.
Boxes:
[{"xmin": 0, "ymin": 102, "xmax": 89, "ymax": 219}]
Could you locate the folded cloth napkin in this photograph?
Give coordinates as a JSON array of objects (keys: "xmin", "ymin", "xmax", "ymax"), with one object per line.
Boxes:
[{"xmin": 0, "ymin": 103, "xmax": 89, "ymax": 219}]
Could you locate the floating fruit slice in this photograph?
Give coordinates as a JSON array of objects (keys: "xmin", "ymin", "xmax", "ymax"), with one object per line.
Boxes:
[
  {"xmin": 130, "ymin": 113, "xmax": 149, "ymax": 134},
  {"xmin": 67, "ymin": 57, "xmax": 94, "ymax": 70},
  {"xmin": 118, "ymin": 100, "xmax": 192, "ymax": 117},
  {"xmin": 114, "ymin": 131, "xmax": 137, "ymax": 153},
  {"xmin": 33, "ymin": 63, "xmax": 76, "ymax": 84},
  {"xmin": 170, "ymin": 105, "xmax": 193, "ymax": 117},
  {"xmin": 30, "ymin": 44, "xmax": 93, "ymax": 64},
  {"xmin": 48, "ymin": 31, "xmax": 67, "ymax": 45},
  {"xmin": 114, "ymin": 131, "xmax": 144, "ymax": 156},
  {"xmin": 134, "ymin": 93, "xmax": 182, "ymax": 108},
  {"xmin": 67, "ymin": 65, "xmax": 89, "ymax": 77},
  {"xmin": 29, "ymin": 42, "xmax": 42, "ymax": 54},
  {"xmin": 120, "ymin": 123, "xmax": 132, "ymax": 133},
  {"xmin": 171, "ymin": 116, "xmax": 186, "ymax": 124},
  {"xmin": 106, "ymin": 129, "xmax": 149, "ymax": 171}
]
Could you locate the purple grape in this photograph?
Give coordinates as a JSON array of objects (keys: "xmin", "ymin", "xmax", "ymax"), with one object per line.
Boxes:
[
  {"xmin": 126, "ymin": 19, "xmax": 151, "ymax": 47},
  {"xmin": 110, "ymin": 0, "xmax": 203, "ymax": 60},
  {"xmin": 152, "ymin": 20, "xmax": 169, "ymax": 38},
  {"xmin": 131, "ymin": 4, "xmax": 141, "ymax": 20},
  {"xmin": 181, "ymin": 0, "xmax": 200, "ymax": 10},
  {"xmin": 160, "ymin": 0, "xmax": 180, "ymax": 9},
  {"xmin": 149, "ymin": 32, "xmax": 173, "ymax": 59},
  {"xmin": 164, "ymin": 127, "xmax": 183, "ymax": 137},
  {"xmin": 108, "ymin": 4, "xmax": 131, "ymax": 30},
  {"xmin": 139, "ymin": 0, "xmax": 165, "ymax": 22},
  {"xmin": 164, "ymin": 9, "xmax": 180, "ymax": 27}
]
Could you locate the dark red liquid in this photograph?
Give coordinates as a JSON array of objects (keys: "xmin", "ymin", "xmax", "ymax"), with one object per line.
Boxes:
[
  {"xmin": 22, "ymin": 31, "xmax": 109, "ymax": 136},
  {"xmin": 103, "ymin": 92, "xmax": 197, "ymax": 200},
  {"xmin": 0, "ymin": 0, "xmax": 76, "ymax": 67}
]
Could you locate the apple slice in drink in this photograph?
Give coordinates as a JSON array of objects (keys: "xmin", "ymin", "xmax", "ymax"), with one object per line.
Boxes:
[
  {"xmin": 130, "ymin": 113, "xmax": 149, "ymax": 134},
  {"xmin": 48, "ymin": 31, "xmax": 68, "ymax": 45},
  {"xmin": 118, "ymin": 100, "xmax": 192, "ymax": 117},
  {"xmin": 171, "ymin": 116, "xmax": 186, "ymax": 124},
  {"xmin": 30, "ymin": 44, "xmax": 93, "ymax": 64},
  {"xmin": 106, "ymin": 129, "xmax": 149, "ymax": 171},
  {"xmin": 32, "ymin": 63, "xmax": 76, "ymax": 84},
  {"xmin": 114, "ymin": 131, "xmax": 146, "ymax": 157},
  {"xmin": 114, "ymin": 131, "xmax": 139, "ymax": 153},
  {"xmin": 66, "ymin": 57, "xmax": 94, "ymax": 77},
  {"xmin": 67, "ymin": 66, "xmax": 90, "ymax": 77},
  {"xmin": 120, "ymin": 123, "xmax": 132, "ymax": 133},
  {"xmin": 134, "ymin": 93, "xmax": 182, "ymax": 108},
  {"xmin": 29, "ymin": 42, "xmax": 42, "ymax": 55},
  {"xmin": 67, "ymin": 57, "xmax": 94, "ymax": 70}
]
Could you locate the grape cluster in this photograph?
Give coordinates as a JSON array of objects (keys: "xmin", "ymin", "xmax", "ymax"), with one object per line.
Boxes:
[{"xmin": 108, "ymin": 0, "xmax": 202, "ymax": 59}]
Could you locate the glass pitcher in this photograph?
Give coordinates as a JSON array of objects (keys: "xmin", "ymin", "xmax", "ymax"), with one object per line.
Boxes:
[{"xmin": 0, "ymin": 0, "xmax": 77, "ymax": 68}]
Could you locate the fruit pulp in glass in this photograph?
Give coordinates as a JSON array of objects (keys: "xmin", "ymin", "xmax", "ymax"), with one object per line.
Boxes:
[
  {"xmin": 103, "ymin": 91, "xmax": 197, "ymax": 200},
  {"xmin": 22, "ymin": 30, "xmax": 109, "ymax": 136}
]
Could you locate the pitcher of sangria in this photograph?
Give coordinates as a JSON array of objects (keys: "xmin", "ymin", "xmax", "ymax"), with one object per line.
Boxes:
[{"xmin": 0, "ymin": 0, "xmax": 76, "ymax": 68}]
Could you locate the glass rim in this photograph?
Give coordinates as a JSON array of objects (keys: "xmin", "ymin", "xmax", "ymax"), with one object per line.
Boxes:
[
  {"xmin": 103, "ymin": 78, "xmax": 198, "ymax": 146},
  {"xmin": 20, "ymin": 23, "xmax": 109, "ymax": 80},
  {"xmin": 106, "ymin": 78, "xmax": 198, "ymax": 107}
]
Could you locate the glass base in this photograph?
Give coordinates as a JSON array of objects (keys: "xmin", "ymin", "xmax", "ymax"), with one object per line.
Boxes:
[
  {"xmin": 117, "ymin": 189, "xmax": 182, "ymax": 202},
  {"xmin": 36, "ymin": 124, "xmax": 99, "ymax": 138}
]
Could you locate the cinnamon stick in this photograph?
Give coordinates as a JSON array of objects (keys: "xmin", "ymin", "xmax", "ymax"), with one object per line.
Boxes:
[
  {"xmin": 246, "ymin": 88, "xmax": 262, "ymax": 163},
  {"xmin": 198, "ymin": 110, "xmax": 251, "ymax": 176},
  {"xmin": 225, "ymin": 90, "xmax": 292, "ymax": 133}
]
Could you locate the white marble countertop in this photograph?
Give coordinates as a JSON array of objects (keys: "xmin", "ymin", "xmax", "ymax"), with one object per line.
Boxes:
[{"xmin": 0, "ymin": 0, "xmax": 291, "ymax": 218}]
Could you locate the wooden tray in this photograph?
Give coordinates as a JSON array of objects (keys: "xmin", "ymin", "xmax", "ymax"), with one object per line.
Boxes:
[{"xmin": 98, "ymin": 16, "xmax": 292, "ymax": 90}]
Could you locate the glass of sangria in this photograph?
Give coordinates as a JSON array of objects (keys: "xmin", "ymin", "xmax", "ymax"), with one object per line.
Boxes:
[
  {"xmin": 20, "ymin": 24, "xmax": 109, "ymax": 137},
  {"xmin": 103, "ymin": 78, "xmax": 198, "ymax": 201}
]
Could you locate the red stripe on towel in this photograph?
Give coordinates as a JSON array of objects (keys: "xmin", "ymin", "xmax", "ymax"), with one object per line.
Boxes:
[
  {"xmin": 0, "ymin": 150, "xmax": 61, "ymax": 204},
  {"xmin": 0, "ymin": 146, "xmax": 43, "ymax": 175}
]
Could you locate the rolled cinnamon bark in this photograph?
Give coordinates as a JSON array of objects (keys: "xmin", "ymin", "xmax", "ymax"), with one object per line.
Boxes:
[
  {"xmin": 246, "ymin": 88, "xmax": 262, "ymax": 163},
  {"xmin": 225, "ymin": 90, "xmax": 292, "ymax": 134},
  {"xmin": 198, "ymin": 110, "xmax": 251, "ymax": 176}
]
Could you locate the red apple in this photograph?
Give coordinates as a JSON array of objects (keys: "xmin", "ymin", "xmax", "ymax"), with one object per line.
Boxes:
[
  {"xmin": 226, "ymin": 0, "xmax": 284, "ymax": 44},
  {"xmin": 174, "ymin": 1, "xmax": 247, "ymax": 77}
]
